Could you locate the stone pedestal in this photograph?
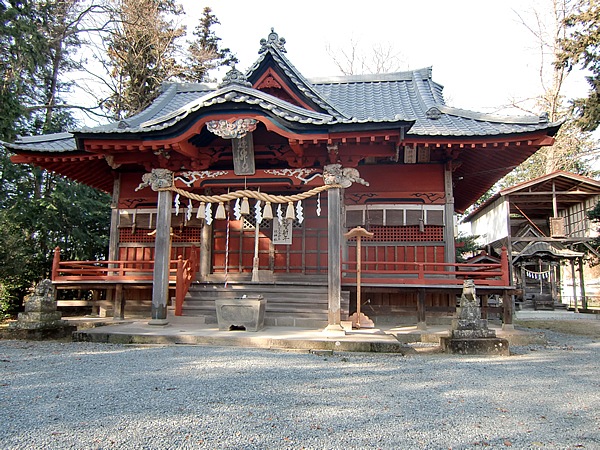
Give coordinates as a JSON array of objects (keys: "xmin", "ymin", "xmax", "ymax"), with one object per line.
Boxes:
[
  {"xmin": 349, "ymin": 312, "xmax": 375, "ymax": 328},
  {"xmin": 442, "ymin": 280, "xmax": 509, "ymax": 356},
  {"xmin": 215, "ymin": 296, "xmax": 266, "ymax": 332},
  {"xmin": 9, "ymin": 279, "xmax": 75, "ymax": 339}
]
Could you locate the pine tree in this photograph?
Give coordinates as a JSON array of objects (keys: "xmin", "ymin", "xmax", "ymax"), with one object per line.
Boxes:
[
  {"xmin": 559, "ymin": 0, "xmax": 600, "ymax": 131},
  {"xmin": 181, "ymin": 6, "xmax": 237, "ymax": 83}
]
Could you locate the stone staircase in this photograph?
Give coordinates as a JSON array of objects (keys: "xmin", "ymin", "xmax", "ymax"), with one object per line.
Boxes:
[{"xmin": 181, "ymin": 281, "xmax": 350, "ymax": 328}]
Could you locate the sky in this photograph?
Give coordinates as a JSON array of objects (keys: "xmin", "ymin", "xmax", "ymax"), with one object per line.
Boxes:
[{"xmin": 178, "ymin": 0, "xmax": 590, "ymax": 116}]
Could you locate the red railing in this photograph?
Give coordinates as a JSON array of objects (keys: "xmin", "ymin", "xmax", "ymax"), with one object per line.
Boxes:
[
  {"xmin": 175, "ymin": 246, "xmax": 200, "ymax": 316},
  {"xmin": 52, "ymin": 246, "xmax": 200, "ymax": 314},
  {"xmin": 52, "ymin": 247, "xmax": 179, "ymax": 282},
  {"xmin": 342, "ymin": 247, "xmax": 510, "ymax": 287}
]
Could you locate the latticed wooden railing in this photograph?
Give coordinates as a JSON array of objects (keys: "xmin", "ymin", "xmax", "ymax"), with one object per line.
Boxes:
[
  {"xmin": 51, "ymin": 246, "xmax": 200, "ymax": 314},
  {"xmin": 342, "ymin": 247, "xmax": 510, "ymax": 287}
]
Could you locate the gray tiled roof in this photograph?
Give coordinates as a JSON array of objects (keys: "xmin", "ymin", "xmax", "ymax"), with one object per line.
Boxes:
[
  {"xmin": 2, "ymin": 132, "xmax": 76, "ymax": 152},
  {"xmin": 246, "ymin": 38, "xmax": 349, "ymax": 120},
  {"xmin": 3, "ymin": 31, "xmax": 556, "ymax": 152},
  {"xmin": 311, "ymin": 69, "xmax": 552, "ymax": 136}
]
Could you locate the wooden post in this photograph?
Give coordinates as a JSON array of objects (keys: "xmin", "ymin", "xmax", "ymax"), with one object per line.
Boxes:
[
  {"xmin": 113, "ymin": 284, "xmax": 124, "ymax": 320},
  {"xmin": 52, "ymin": 247, "xmax": 61, "ymax": 281},
  {"xmin": 502, "ymin": 290, "xmax": 514, "ymax": 330},
  {"xmin": 251, "ymin": 217, "xmax": 260, "ymax": 282},
  {"xmin": 578, "ymin": 257, "xmax": 587, "ymax": 310},
  {"xmin": 571, "ymin": 259, "xmax": 578, "ymax": 312},
  {"xmin": 550, "ymin": 262, "xmax": 557, "ymax": 305},
  {"xmin": 325, "ymin": 186, "xmax": 344, "ymax": 334},
  {"xmin": 417, "ymin": 288, "xmax": 426, "ymax": 330},
  {"xmin": 175, "ymin": 256, "xmax": 184, "ymax": 316},
  {"xmin": 556, "ymin": 263, "xmax": 562, "ymax": 304},
  {"xmin": 500, "ymin": 247, "xmax": 510, "ymax": 286},
  {"xmin": 344, "ymin": 226, "xmax": 374, "ymax": 328},
  {"xmin": 108, "ymin": 176, "xmax": 121, "ymax": 263},
  {"xmin": 91, "ymin": 290, "xmax": 100, "ymax": 316},
  {"xmin": 520, "ymin": 264, "xmax": 527, "ymax": 305},
  {"xmin": 481, "ymin": 294, "xmax": 489, "ymax": 320},
  {"xmin": 443, "ymin": 162, "xmax": 455, "ymax": 265},
  {"xmin": 150, "ymin": 187, "xmax": 173, "ymax": 324}
]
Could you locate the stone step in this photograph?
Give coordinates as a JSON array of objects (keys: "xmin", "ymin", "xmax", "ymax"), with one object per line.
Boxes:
[{"xmin": 182, "ymin": 283, "xmax": 349, "ymax": 325}]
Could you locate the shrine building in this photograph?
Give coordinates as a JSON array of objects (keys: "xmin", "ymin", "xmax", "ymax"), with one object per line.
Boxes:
[{"xmin": 4, "ymin": 29, "xmax": 560, "ymax": 331}]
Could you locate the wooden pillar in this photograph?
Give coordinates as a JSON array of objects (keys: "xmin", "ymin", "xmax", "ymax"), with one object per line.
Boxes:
[
  {"xmin": 113, "ymin": 284, "xmax": 124, "ymax": 320},
  {"xmin": 556, "ymin": 262, "xmax": 563, "ymax": 304},
  {"xmin": 502, "ymin": 290, "xmax": 514, "ymax": 330},
  {"xmin": 550, "ymin": 262, "xmax": 558, "ymax": 304},
  {"xmin": 325, "ymin": 186, "xmax": 344, "ymax": 333},
  {"xmin": 417, "ymin": 288, "xmax": 426, "ymax": 330},
  {"xmin": 108, "ymin": 175, "xmax": 121, "ymax": 262},
  {"xmin": 481, "ymin": 294, "xmax": 489, "ymax": 320},
  {"xmin": 517, "ymin": 263, "xmax": 526, "ymax": 309},
  {"xmin": 570, "ymin": 259, "xmax": 579, "ymax": 312},
  {"xmin": 443, "ymin": 162, "xmax": 455, "ymax": 264},
  {"xmin": 578, "ymin": 257, "xmax": 587, "ymax": 310},
  {"xmin": 91, "ymin": 290, "xmax": 100, "ymax": 316},
  {"xmin": 150, "ymin": 188, "xmax": 173, "ymax": 324}
]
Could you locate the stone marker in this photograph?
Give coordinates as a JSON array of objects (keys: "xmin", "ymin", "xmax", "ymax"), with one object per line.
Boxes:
[
  {"xmin": 440, "ymin": 280, "xmax": 509, "ymax": 355},
  {"xmin": 8, "ymin": 279, "xmax": 75, "ymax": 339}
]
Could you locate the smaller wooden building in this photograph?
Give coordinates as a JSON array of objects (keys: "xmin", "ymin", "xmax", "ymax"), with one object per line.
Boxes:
[{"xmin": 465, "ymin": 171, "xmax": 600, "ymax": 310}]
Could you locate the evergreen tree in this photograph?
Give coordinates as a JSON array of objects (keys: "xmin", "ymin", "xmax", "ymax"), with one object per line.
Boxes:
[
  {"xmin": 103, "ymin": 0, "xmax": 186, "ymax": 119},
  {"xmin": 491, "ymin": 0, "xmax": 598, "ymax": 194},
  {"xmin": 559, "ymin": 0, "xmax": 600, "ymax": 131},
  {"xmin": 0, "ymin": 0, "xmax": 111, "ymax": 315},
  {"xmin": 181, "ymin": 6, "xmax": 237, "ymax": 83}
]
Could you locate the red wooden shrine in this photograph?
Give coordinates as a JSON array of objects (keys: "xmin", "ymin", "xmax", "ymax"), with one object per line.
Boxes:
[{"xmin": 6, "ymin": 29, "xmax": 559, "ymax": 329}]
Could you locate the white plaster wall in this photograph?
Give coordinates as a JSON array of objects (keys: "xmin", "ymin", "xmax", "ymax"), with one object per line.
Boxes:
[{"xmin": 470, "ymin": 197, "xmax": 509, "ymax": 245}]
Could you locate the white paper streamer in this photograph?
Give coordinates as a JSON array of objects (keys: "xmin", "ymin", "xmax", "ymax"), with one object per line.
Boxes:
[
  {"xmin": 233, "ymin": 198, "xmax": 241, "ymax": 220},
  {"xmin": 205, "ymin": 202, "xmax": 213, "ymax": 225},
  {"xmin": 296, "ymin": 200, "xmax": 304, "ymax": 224},
  {"xmin": 174, "ymin": 193, "xmax": 180, "ymax": 216},
  {"xmin": 254, "ymin": 199, "xmax": 262, "ymax": 223}
]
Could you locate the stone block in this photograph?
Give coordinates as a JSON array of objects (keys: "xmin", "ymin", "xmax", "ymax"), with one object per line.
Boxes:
[
  {"xmin": 215, "ymin": 296, "xmax": 266, "ymax": 332},
  {"xmin": 440, "ymin": 337, "xmax": 510, "ymax": 356}
]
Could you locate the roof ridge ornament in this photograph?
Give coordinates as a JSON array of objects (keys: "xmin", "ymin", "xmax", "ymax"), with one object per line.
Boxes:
[
  {"xmin": 219, "ymin": 66, "xmax": 252, "ymax": 88},
  {"xmin": 259, "ymin": 28, "xmax": 286, "ymax": 53},
  {"xmin": 426, "ymin": 106, "xmax": 442, "ymax": 120}
]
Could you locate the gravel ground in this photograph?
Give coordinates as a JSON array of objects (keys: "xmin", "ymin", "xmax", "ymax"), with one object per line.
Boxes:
[{"xmin": 1, "ymin": 332, "xmax": 599, "ymax": 450}]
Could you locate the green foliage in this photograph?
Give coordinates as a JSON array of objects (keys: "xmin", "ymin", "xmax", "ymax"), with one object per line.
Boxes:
[
  {"xmin": 455, "ymin": 233, "xmax": 481, "ymax": 263},
  {"xmin": 102, "ymin": 2, "xmax": 236, "ymax": 118},
  {"xmin": 103, "ymin": 0, "xmax": 186, "ymax": 118},
  {"xmin": 0, "ymin": 0, "xmax": 111, "ymax": 313},
  {"xmin": 560, "ymin": 0, "xmax": 600, "ymax": 131},
  {"xmin": 0, "ymin": 0, "xmax": 48, "ymax": 140},
  {"xmin": 181, "ymin": 6, "xmax": 238, "ymax": 83}
]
